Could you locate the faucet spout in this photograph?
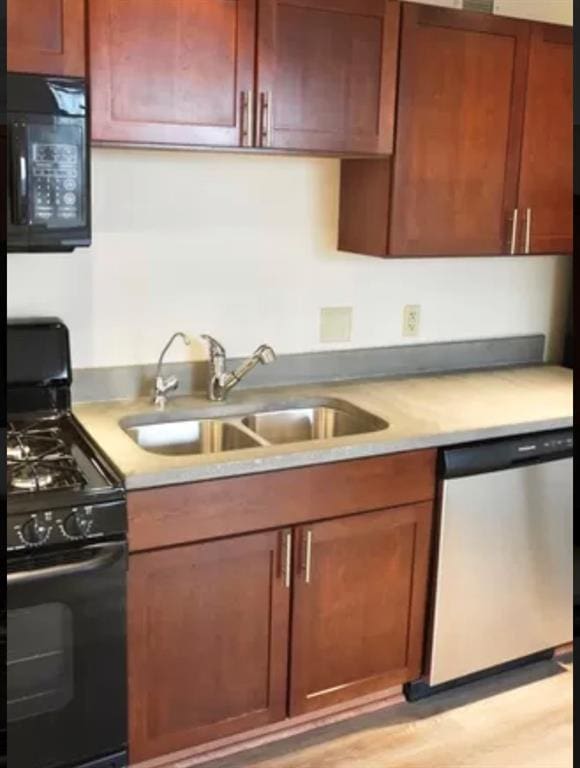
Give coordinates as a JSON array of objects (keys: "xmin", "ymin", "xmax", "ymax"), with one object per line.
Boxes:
[
  {"xmin": 201, "ymin": 336, "xmax": 276, "ymax": 401},
  {"xmin": 153, "ymin": 331, "xmax": 191, "ymax": 409}
]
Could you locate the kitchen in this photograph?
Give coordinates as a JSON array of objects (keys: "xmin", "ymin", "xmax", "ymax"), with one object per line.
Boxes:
[{"xmin": 5, "ymin": 1, "xmax": 574, "ymax": 768}]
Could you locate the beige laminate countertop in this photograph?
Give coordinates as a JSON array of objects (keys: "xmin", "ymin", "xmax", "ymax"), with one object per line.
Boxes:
[{"xmin": 74, "ymin": 365, "xmax": 573, "ymax": 490}]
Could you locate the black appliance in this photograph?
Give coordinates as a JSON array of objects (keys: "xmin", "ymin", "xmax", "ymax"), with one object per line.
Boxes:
[
  {"xmin": 7, "ymin": 74, "xmax": 91, "ymax": 252},
  {"xmin": 6, "ymin": 319, "xmax": 127, "ymax": 768}
]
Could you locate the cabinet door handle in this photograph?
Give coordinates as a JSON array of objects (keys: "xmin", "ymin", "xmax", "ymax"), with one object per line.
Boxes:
[
  {"xmin": 524, "ymin": 208, "xmax": 532, "ymax": 254},
  {"xmin": 303, "ymin": 529, "xmax": 313, "ymax": 584},
  {"xmin": 247, "ymin": 89, "xmax": 255, "ymax": 148},
  {"xmin": 259, "ymin": 91, "xmax": 273, "ymax": 148},
  {"xmin": 510, "ymin": 208, "xmax": 519, "ymax": 255},
  {"xmin": 281, "ymin": 529, "xmax": 292, "ymax": 589},
  {"xmin": 240, "ymin": 91, "xmax": 250, "ymax": 147}
]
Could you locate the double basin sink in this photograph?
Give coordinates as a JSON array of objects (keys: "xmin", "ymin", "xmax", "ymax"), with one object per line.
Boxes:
[{"xmin": 121, "ymin": 398, "xmax": 388, "ymax": 457}]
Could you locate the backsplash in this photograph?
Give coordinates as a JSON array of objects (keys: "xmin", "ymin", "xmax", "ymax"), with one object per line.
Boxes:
[{"xmin": 7, "ymin": 148, "xmax": 571, "ymax": 369}]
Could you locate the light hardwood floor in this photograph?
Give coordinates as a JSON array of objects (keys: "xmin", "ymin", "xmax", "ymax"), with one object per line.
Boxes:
[{"xmin": 208, "ymin": 658, "xmax": 572, "ymax": 768}]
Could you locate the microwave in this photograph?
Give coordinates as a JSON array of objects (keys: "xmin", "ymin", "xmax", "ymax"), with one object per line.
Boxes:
[{"xmin": 6, "ymin": 73, "xmax": 91, "ymax": 252}]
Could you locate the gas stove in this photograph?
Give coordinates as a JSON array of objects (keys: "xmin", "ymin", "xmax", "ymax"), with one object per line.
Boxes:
[
  {"xmin": 7, "ymin": 413, "xmax": 121, "ymax": 513},
  {"xmin": 6, "ymin": 319, "xmax": 125, "ymax": 552},
  {"xmin": 6, "ymin": 319, "xmax": 128, "ymax": 768},
  {"xmin": 6, "ymin": 411, "xmax": 125, "ymax": 552}
]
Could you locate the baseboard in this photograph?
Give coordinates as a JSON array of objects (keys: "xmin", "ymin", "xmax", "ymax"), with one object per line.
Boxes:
[{"xmin": 131, "ymin": 686, "xmax": 404, "ymax": 768}]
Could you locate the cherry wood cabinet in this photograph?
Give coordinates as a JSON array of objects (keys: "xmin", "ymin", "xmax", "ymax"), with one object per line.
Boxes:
[
  {"xmin": 516, "ymin": 24, "xmax": 572, "ymax": 254},
  {"xmin": 127, "ymin": 450, "xmax": 437, "ymax": 762},
  {"xmin": 338, "ymin": 6, "xmax": 572, "ymax": 258},
  {"xmin": 289, "ymin": 502, "xmax": 433, "ymax": 715},
  {"xmin": 256, "ymin": 0, "xmax": 400, "ymax": 154},
  {"xmin": 90, "ymin": 0, "xmax": 400, "ymax": 154},
  {"xmin": 390, "ymin": 6, "xmax": 529, "ymax": 256},
  {"xmin": 7, "ymin": 0, "xmax": 86, "ymax": 76},
  {"xmin": 90, "ymin": 0, "xmax": 257, "ymax": 147},
  {"xmin": 340, "ymin": 4, "xmax": 531, "ymax": 257},
  {"xmin": 128, "ymin": 529, "xmax": 291, "ymax": 762}
]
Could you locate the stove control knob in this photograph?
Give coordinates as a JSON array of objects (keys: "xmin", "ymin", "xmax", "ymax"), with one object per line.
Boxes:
[
  {"xmin": 20, "ymin": 517, "xmax": 51, "ymax": 546},
  {"xmin": 64, "ymin": 508, "xmax": 94, "ymax": 539}
]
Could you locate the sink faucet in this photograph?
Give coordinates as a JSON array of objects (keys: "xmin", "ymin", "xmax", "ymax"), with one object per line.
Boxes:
[
  {"xmin": 153, "ymin": 331, "xmax": 191, "ymax": 410},
  {"xmin": 201, "ymin": 335, "xmax": 276, "ymax": 401}
]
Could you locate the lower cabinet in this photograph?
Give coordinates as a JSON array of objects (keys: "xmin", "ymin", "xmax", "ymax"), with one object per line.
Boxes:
[
  {"xmin": 128, "ymin": 530, "xmax": 291, "ymax": 762},
  {"xmin": 127, "ymin": 454, "xmax": 436, "ymax": 763},
  {"xmin": 289, "ymin": 503, "xmax": 433, "ymax": 715}
]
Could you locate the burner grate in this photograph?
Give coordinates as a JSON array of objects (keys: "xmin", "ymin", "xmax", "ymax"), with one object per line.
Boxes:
[{"xmin": 7, "ymin": 421, "xmax": 88, "ymax": 494}]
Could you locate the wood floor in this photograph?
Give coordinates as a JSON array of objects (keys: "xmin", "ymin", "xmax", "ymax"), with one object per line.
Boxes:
[{"xmin": 207, "ymin": 657, "xmax": 572, "ymax": 768}]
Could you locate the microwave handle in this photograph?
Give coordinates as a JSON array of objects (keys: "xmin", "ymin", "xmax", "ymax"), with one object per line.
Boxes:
[
  {"xmin": 7, "ymin": 541, "xmax": 126, "ymax": 586},
  {"xmin": 10, "ymin": 123, "xmax": 29, "ymax": 225}
]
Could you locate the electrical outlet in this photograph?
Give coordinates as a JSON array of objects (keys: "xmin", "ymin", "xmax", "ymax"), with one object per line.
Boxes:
[
  {"xmin": 403, "ymin": 305, "xmax": 421, "ymax": 337},
  {"xmin": 320, "ymin": 307, "xmax": 353, "ymax": 343}
]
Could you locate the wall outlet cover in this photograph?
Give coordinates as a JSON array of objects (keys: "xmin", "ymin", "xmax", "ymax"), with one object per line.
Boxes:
[
  {"xmin": 403, "ymin": 305, "xmax": 421, "ymax": 337},
  {"xmin": 320, "ymin": 307, "xmax": 353, "ymax": 343}
]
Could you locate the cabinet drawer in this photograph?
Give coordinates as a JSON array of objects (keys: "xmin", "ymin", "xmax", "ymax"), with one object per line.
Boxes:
[{"xmin": 128, "ymin": 449, "xmax": 437, "ymax": 552}]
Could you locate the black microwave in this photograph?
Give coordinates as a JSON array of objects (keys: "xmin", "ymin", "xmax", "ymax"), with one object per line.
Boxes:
[{"xmin": 6, "ymin": 73, "xmax": 91, "ymax": 252}]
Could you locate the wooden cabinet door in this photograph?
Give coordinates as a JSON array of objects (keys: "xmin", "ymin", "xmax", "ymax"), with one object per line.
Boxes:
[
  {"xmin": 289, "ymin": 502, "xmax": 433, "ymax": 716},
  {"xmin": 517, "ymin": 24, "xmax": 572, "ymax": 254},
  {"xmin": 128, "ymin": 529, "xmax": 291, "ymax": 762},
  {"xmin": 390, "ymin": 5, "xmax": 530, "ymax": 256},
  {"xmin": 256, "ymin": 0, "xmax": 400, "ymax": 154},
  {"xmin": 90, "ymin": 0, "xmax": 256, "ymax": 147},
  {"xmin": 7, "ymin": 0, "xmax": 85, "ymax": 76}
]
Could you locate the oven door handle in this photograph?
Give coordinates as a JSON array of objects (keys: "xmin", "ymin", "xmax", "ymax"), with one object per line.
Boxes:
[{"xmin": 7, "ymin": 542, "xmax": 126, "ymax": 586}]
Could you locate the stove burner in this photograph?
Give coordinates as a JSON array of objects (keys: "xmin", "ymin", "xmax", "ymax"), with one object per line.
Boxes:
[
  {"xmin": 7, "ymin": 443, "xmax": 31, "ymax": 461},
  {"xmin": 12, "ymin": 470, "xmax": 54, "ymax": 492},
  {"xmin": 7, "ymin": 421, "xmax": 88, "ymax": 495}
]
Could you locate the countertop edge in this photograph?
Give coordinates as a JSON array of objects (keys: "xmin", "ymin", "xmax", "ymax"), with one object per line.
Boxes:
[{"xmin": 123, "ymin": 416, "xmax": 572, "ymax": 491}]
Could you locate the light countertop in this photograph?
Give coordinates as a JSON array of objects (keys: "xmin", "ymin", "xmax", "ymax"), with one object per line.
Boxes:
[{"xmin": 74, "ymin": 365, "xmax": 573, "ymax": 490}]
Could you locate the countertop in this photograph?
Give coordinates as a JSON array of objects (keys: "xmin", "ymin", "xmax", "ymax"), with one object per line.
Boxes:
[{"xmin": 74, "ymin": 365, "xmax": 573, "ymax": 490}]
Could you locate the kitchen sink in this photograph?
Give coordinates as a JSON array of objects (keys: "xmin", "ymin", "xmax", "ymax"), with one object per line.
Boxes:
[
  {"xmin": 121, "ymin": 399, "xmax": 387, "ymax": 455},
  {"xmin": 123, "ymin": 419, "xmax": 261, "ymax": 456},
  {"xmin": 241, "ymin": 403, "xmax": 387, "ymax": 445}
]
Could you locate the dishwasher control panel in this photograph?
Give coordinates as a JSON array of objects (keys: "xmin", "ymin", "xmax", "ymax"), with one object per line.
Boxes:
[{"xmin": 441, "ymin": 428, "xmax": 573, "ymax": 479}]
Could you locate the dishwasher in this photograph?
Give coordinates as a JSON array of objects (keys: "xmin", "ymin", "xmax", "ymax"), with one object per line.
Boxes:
[{"xmin": 406, "ymin": 428, "xmax": 573, "ymax": 700}]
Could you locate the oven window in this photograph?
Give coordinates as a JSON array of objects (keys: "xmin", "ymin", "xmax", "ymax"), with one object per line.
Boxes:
[{"xmin": 7, "ymin": 603, "xmax": 73, "ymax": 722}]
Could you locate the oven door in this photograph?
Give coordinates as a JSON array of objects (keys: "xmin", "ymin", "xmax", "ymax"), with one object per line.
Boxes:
[{"xmin": 7, "ymin": 541, "xmax": 127, "ymax": 768}]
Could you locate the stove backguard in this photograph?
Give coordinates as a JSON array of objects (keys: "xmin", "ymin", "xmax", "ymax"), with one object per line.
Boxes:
[{"xmin": 7, "ymin": 319, "xmax": 72, "ymax": 415}]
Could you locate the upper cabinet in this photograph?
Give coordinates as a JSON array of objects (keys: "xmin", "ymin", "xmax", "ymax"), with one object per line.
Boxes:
[
  {"xmin": 339, "ymin": 4, "xmax": 573, "ymax": 257},
  {"xmin": 517, "ymin": 24, "xmax": 572, "ymax": 254},
  {"xmin": 256, "ymin": 0, "xmax": 400, "ymax": 154},
  {"xmin": 391, "ymin": 6, "xmax": 530, "ymax": 257},
  {"xmin": 90, "ymin": 0, "xmax": 256, "ymax": 147},
  {"xmin": 90, "ymin": 0, "xmax": 401, "ymax": 154},
  {"xmin": 7, "ymin": 0, "xmax": 86, "ymax": 76}
]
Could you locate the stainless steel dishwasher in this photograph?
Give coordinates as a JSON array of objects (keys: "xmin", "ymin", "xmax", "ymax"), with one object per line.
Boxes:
[{"xmin": 406, "ymin": 428, "xmax": 573, "ymax": 700}]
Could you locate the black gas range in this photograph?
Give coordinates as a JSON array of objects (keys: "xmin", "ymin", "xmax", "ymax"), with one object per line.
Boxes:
[{"xmin": 6, "ymin": 319, "xmax": 128, "ymax": 768}]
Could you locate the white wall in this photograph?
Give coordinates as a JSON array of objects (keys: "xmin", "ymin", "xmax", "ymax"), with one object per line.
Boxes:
[{"xmin": 7, "ymin": 148, "xmax": 571, "ymax": 369}]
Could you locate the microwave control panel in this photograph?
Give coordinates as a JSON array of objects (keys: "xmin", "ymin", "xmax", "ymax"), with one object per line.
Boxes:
[
  {"xmin": 31, "ymin": 142, "xmax": 82, "ymax": 227},
  {"xmin": 27, "ymin": 121, "xmax": 86, "ymax": 230}
]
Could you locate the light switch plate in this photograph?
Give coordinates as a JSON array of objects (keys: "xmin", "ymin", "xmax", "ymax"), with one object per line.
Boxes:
[
  {"xmin": 320, "ymin": 307, "xmax": 353, "ymax": 343},
  {"xmin": 403, "ymin": 305, "xmax": 421, "ymax": 337}
]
